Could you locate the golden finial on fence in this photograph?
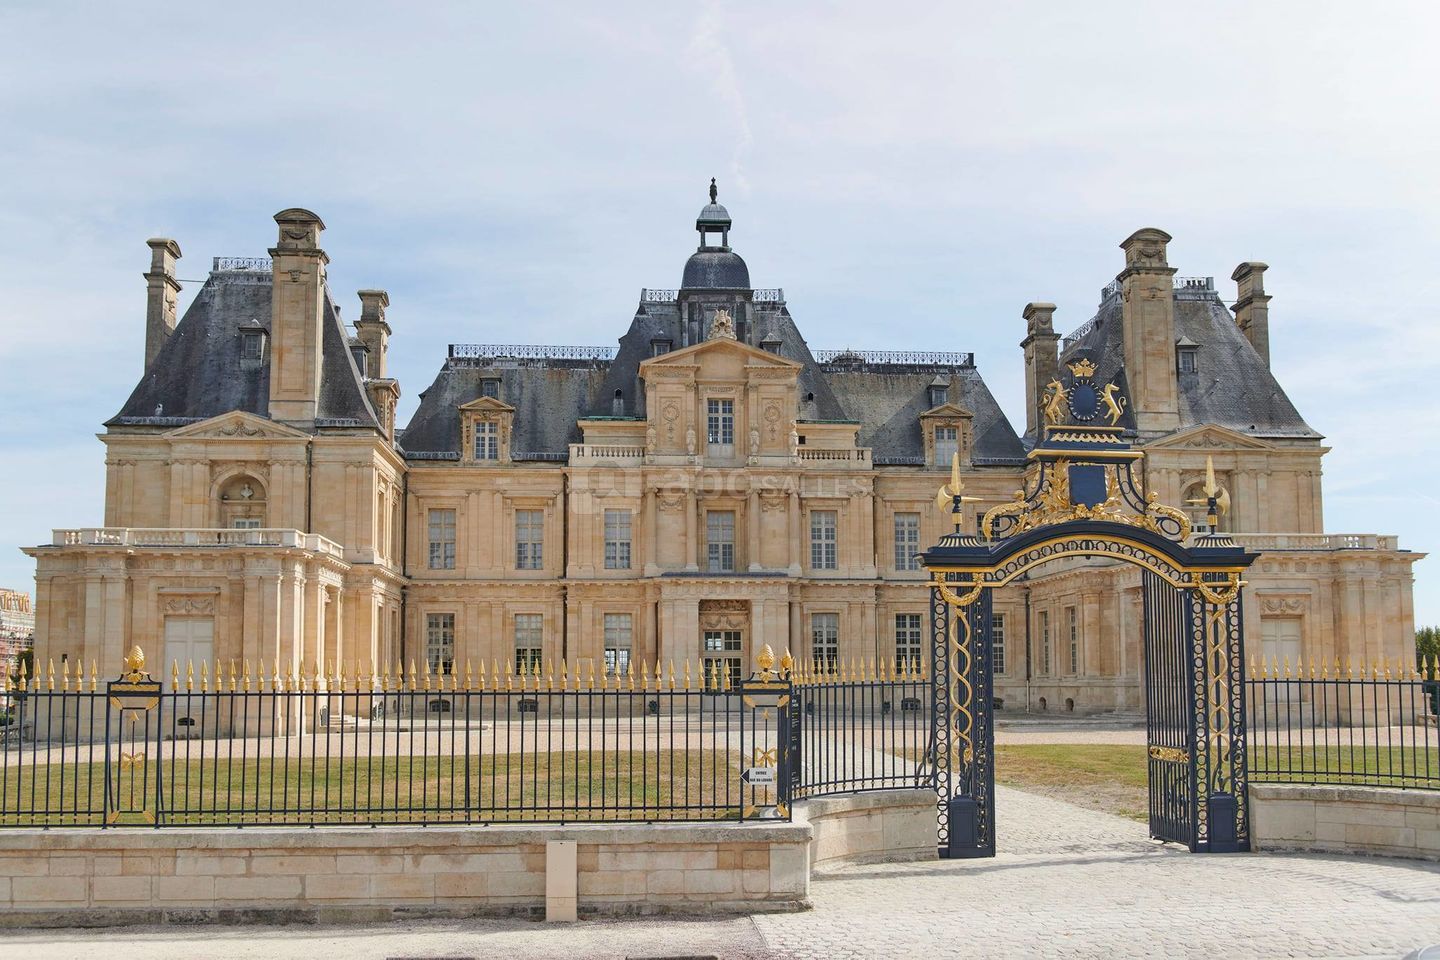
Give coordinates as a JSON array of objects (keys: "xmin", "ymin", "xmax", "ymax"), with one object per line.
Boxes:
[
  {"xmin": 641, "ymin": 659, "xmax": 650, "ymax": 690},
  {"xmin": 185, "ymin": 659, "xmax": 194, "ymax": 693},
  {"xmin": 683, "ymin": 659, "xmax": 692, "ymax": 691},
  {"xmin": 668, "ymin": 659, "xmax": 676, "ymax": 691},
  {"xmin": 780, "ymin": 649, "xmax": 794, "ymax": 679},
  {"xmin": 199, "ymin": 660, "xmax": 209, "ymax": 693},
  {"xmin": 89, "ymin": 659, "xmax": 99, "ymax": 693},
  {"xmin": 168, "ymin": 659, "xmax": 178, "ymax": 690},
  {"xmin": 17, "ymin": 658, "xmax": 28, "ymax": 693},
  {"xmin": 59, "ymin": 658, "xmax": 69, "ymax": 692},
  {"xmin": 626, "ymin": 660, "xmax": 635, "ymax": 692}
]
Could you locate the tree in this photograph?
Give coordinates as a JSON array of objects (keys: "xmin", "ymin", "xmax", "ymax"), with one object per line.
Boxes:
[{"xmin": 1418, "ymin": 626, "xmax": 1440, "ymax": 677}]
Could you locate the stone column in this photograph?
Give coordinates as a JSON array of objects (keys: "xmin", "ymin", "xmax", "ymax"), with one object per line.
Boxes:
[
  {"xmin": 747, "ymin": 489, "xmax": 761, "ymax": 571},
  {"xmin": 787, "ymin": 489, "xmax": 802, "ymax": 576},
  {"xmin": 643, "ymin": 485, "xmax": 659, "ymax": 576},
  {"xmin": 685, "ymin": 488, "xmax": 699, "ymax": 572}
]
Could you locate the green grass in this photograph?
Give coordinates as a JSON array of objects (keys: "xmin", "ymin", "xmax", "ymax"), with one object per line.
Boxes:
[
  {"xmin": 917, "ymin": 744, "xmax": 1440, "ymax": 822},
  {"xmin": 0, "ymin": 750, "xmax": 748, "ymax": 826}
]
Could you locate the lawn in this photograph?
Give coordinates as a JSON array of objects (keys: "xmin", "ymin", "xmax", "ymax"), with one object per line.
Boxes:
[
  {"xmin": 0, "ymin": 750, "xmax": 749, "ymax": 826},
  {"xmin": 936, "ymin": 744, "xmax": 1440, "ymax": 823}
]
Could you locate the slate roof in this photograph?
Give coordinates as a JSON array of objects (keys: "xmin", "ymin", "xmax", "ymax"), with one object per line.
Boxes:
[
  {"xmin": 1059, "ymin": 285, "xmax": 1317, "ymax": 441},
  {"xmin": 682, "ymin": 250, "xmax": 750, "ymax": 289},
  {"xmin": 109, "ymin": 269, "xmax": 380, "ymax": 431},
  {"xmin": 826, "ymin": 365, "xmax": 1025, "ymax": 464}
]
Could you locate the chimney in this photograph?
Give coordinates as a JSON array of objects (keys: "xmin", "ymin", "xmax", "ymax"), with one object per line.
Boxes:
[
  {"xmin": 354, "ymin": 290, "xmax": 391, "ymax": 379},
  {"xmin": 266, "ymin": 208, "xmax": 328, "ymax": 424},
  {"xmin": 1118, "ymin": 228, "xmax": 1180, "ymax": 435},
  {"xmin": 1020, "ymin": 302, "xmax": 1060, "ymax": 440},
  {"xmin": 143, "ymin": 238, "xmax": 182, "ymax": 370},
  {"xmin": 1231, "ymin": 261, "xmax": 1271, "ymax": 367}
]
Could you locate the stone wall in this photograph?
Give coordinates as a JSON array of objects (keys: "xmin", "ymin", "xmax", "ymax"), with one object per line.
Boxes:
[
  {"xmin": 0, "ymin": 790, "xmax": 936, "ymax": 927},
  {"xmin": 1250, "ymin": 783, "xmax": 1440, "ymax": 861}
]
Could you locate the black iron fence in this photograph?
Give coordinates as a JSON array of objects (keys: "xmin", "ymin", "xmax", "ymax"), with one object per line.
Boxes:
[
  {"xmin": 1246, "ymin": 657, "xmax": 1440, "ymax": 790},
  {"xmin": 0, "ymin": 649, "xmax": 933, "ymax": 828}
]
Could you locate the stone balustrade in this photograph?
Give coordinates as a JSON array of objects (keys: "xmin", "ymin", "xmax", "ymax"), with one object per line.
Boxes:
[
  {"xmin": 51, "ymin": 528, "xmax": 346, "ymax": 559},
  {"xmin": 1224, "ymin": 533, "xmax": 1400, "ymax": 552},
  {"xmin": 568, "ymin": 443, "xmax": 647, "ymax": 463},
  {"xmin": 796, "ymin": 448, "xmax": 871, "ymax": 465}
]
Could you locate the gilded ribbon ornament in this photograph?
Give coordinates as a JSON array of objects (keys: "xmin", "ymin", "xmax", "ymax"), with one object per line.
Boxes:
[
  {"xmin": 1194, "ymin": 574, "xmax": 1243, "ymax": 792},
  {"xmin": 932, "ymin": 579, "xmax": 981, "ymax": 765}
]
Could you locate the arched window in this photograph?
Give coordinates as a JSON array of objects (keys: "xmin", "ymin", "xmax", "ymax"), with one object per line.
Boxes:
[{"xmin": 217, "ymin": 474, "xmax": 267, "ymax": 529}]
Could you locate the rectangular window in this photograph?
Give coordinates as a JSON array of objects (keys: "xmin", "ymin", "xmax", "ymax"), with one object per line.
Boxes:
[
  {"xmin": 811, "ymin": 613, "xmax": 839, "ymax": 675},
  {"xmin": 1177, "ymin": 349, "xmax": 1198, "ymax": 374},
  {"xmin": 425, "ymin": 613, "xmax": 455, "ymax": 676},
  {"xmin": 604, "ymin": 509, "xmax": 632, "ymax": 570},
  {"xmin": 481, "ymin": 378, "xmax": 500, "ymax": 399},
  {"xmin": 893, "ymin": 512, "xmax": 921, "ymax": 571},
  {"xmin": 233, "ymin": 517, "xmax": 262, "ymax": 530},
  {"xmin": 427, "ymin": 509, "xmax": 456, "ymax": 570},
  {"xmin": 935, "ymin": 426, "xmax": 959, "ymax": 466},
  {"xmin": 992, "ymin": 614, "xmax": 1007, "ymax": 675},
  {"xmin": 1068, "ymin": 606, "xmax": 1080, "ymax": 674},
  {"xmin": 895, "ymin": 613, "xmax": 923, "ymax": 671},
  {"xmin": 703, "ymin": 630, "xmax": 743, "ymax": 689},
  {"xmin": 706, "ymin": 510, "xmax": 735, "ymax": 572},
  {"xmin": 603, "ymin": 613, "xmax": 633, "ymax": 677},
  {"xmin": 1040, "ymin": 610, "xmax": 1051, "ymax": 676},
  {"xmin": 810, "ymin": 510, "xmax": 838, "ymax": 570},
  {"xmin": 706, "ymin": 398, "xmax": 734, "ymax": 450},
  {"xmin": 650, "ymin": 340, "xmax": 672, "ymax": 357},
  {"xmin": 515, "ymin": 509, "xmax": 544, "ymax": 570},
  {"xmin": 514, "ymin": 614, "xmax": 543, "ymax": 673},
  {"xmin": 473, "ymin": 420, "xmax": 498, "ymax": 460},
  {"xmin": 241, "ymin": 331, "xmax": 265, "ymax": 360}
]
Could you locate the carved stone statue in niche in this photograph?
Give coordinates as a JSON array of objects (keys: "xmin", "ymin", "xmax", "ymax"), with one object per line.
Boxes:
[
  {"xmin": 789, "ymin": 428, "xmax": 800, "ymax": 458},
  {"xmin": 749, "ymin": 428, "xmax": 760, "ymax": 456},
  {"xmin": 685, "ymin": 427, "xmax": 696, "ymax": 456}
]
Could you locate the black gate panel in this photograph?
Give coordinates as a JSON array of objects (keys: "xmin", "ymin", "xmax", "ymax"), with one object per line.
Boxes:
[
  {"xmin": 1142, "ymin": 569, "xmax": 1198, "ymax": 848},
  {"xmin": 931, "ymin": 583, "xmax": 994, "ymax": 859}
]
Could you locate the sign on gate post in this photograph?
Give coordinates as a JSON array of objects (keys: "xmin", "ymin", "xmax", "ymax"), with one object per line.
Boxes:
[{"xmin": 736, "ymin": 645, "xmax": 794, "ymax": 821}]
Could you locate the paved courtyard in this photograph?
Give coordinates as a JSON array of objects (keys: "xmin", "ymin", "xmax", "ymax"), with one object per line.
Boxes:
[{"xmin": 8, "ymin": 785, "xmax": 1439, "ymax": 960}]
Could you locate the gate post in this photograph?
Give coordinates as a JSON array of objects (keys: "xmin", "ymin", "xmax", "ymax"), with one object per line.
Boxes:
[{"xmin": 928, "ymin": 574, "xmax": 995, "ymax": 859}]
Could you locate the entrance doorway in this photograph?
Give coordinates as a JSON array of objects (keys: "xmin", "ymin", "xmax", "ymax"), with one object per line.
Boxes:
[{"xmin": 163, "ymin": 617, "xmax": 214, "ymax": 678}]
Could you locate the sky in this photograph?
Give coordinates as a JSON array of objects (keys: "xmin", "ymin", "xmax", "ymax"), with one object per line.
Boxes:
[{"xmin": 1, "ymin": 1, "xmax": 1437, "ymax": 624}]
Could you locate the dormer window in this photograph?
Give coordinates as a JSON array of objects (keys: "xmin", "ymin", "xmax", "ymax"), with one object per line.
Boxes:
[
  {"xmin": 1176, "ymin": 337, "xmax": 1199, "ymax": 374},
  {"xmin": 934, "ymin": 426, "xmax": 958, "ymax": 465},
  {"xmin": 474, "ymin": 421, "xmax": 498, "ymax": 461},
  {"xmin": 612, "ymin": 389, "xmax": 625, "ymax": 416},
  {"xmin": 929, "ymin": 385, "xmax": 948, "ymax": 407},
  {"xmin": 241, "ymin": 330, "xmax": 266, "ymax": 361},
  {"xmin": 481, "ymin": 378, "xmax": 500, "ymax": 399},
  {"xmin": 650, "ymin": 339, "xmax": 672, "ymax": 357},
  {"xmin": 349, "ymin": 343, "xmax": 368, "ymax": 372}
]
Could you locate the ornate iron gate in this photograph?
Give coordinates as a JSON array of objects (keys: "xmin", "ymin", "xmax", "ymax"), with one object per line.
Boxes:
[{"xmin": 921, "ymin": 354, "xmax": 1255, "ymax": 857}]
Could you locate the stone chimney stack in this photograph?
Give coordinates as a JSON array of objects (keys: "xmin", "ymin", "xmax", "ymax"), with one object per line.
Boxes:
[
  {"xmin": 143, "ymin": 238, "xmax": 182, "ymax": 371},
  {"xmin": 354, "ymin": 290, "xmax": 391, "ymax": 380},
  {"xmin": 1020, "ymin": 302, "xmax": 1060, "ymax": 439},
  {"xmin": 267, "ymin": 208, "xmax": 328, "ymax": 424},
  {"xmin": 1118, "ymin": 228, "xmax": 1181, "ymax": 435},
  {"xmin": 1231, "ymin": 261, "xmax": 1271, "ymax": 368}
]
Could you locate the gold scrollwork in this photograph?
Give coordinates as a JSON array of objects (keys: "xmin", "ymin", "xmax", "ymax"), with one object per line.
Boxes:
[
  {"xmin": 980, "ymin": 461, "xmax": 1192, "ymax": 542},
  {"xmin": 1148, "ymin": 745, "xmax": 1190, "ymax": 764}
]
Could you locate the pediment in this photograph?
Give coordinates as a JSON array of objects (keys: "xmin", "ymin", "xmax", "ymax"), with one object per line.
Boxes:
[
  {"xmin": 457, "ymin": 396, "xmax": 515, "ymax": 413},
  {"xmin": 164, "ymin": 411, "xmax": 309, "ymax": 441},
  {"xmin": 640, "ymin": 336, "xmax": 802, "ymax": 373},
  {"xmin": 920, "ymin": 402, "xmax": 974, "ymax": 420},
  {"xmin": 1146, "ymin": 425, "xmax": 1275, "ymax": 451}
]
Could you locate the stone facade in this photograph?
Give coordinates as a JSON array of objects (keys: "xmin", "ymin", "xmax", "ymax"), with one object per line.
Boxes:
[
  {"xmin": 0, "ymin": 588, "xmax": 34, "ymax": 680},
  {"xmin": 21, "ymin": 195, "xmax": 1422, "ymax": 714}
]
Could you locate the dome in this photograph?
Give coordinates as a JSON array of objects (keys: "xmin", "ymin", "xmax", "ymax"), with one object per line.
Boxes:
[
  {"xmin": 697, "ymin": 202, "xmax": 731, "ymax": 227},
  {"xmin": 682, "ymin": 249, "xmax": 750, "ymax": 290}
]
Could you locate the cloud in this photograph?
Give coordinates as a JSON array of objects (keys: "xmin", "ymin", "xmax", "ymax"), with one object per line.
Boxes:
[{"xmin": 0, "ymin": 0, "xmax": 1436, "ymax": 624}]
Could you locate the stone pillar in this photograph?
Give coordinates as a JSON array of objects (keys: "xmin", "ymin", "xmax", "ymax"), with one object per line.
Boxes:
[
  {"xmin": 747, "ymin": 489, "xmax": 761, "ymax": 571},
  {"xmin": 787, "ymin": 489, "xmax": 802, "ymax": 576},
  {"xmin": 143, "ymin": 238, "xmax": 182, "ymax": 372},
  {"xmin": 1118, "ymin": 229, "xmax": 1181, "ymax": 436},
  {"xmin": 643, "ymin": 485, "xmax": 659, "ymax": 576},
  {"xmin": 1231, "ymin": 262, "xmax": 1271, "ymax": 368},
  {"xmin": 267, "ymin": 208, "xmax": 328, "ymax": 424},
  {"xmin": 1020, "ymin": 302, "xmax": 1060, "ymax": 440},
  {"xmin": 685, "ymin": 489, "xmax": 699, "ymax": 572}
]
